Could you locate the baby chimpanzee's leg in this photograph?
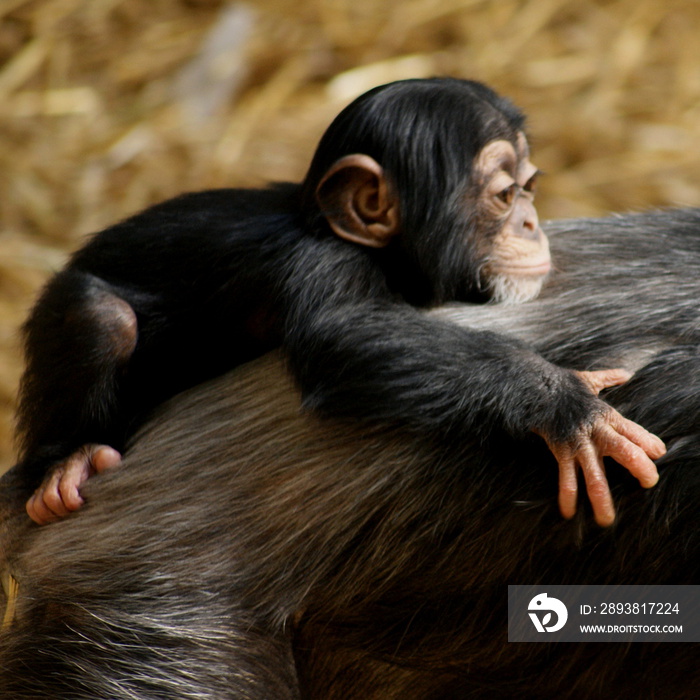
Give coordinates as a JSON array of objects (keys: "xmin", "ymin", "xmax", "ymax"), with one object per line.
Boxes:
[{"xmin": 17, "ymin": 270, "xmax": 137, "ymax": 488}]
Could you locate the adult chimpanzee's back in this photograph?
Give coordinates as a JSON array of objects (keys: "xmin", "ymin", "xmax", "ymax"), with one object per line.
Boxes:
[{"xmin": 0, "ymin": 209, "xmax": 699, "ymax": 699}]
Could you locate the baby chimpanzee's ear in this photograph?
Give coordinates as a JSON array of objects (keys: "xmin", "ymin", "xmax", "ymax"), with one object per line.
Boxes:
[{"xmin": 315, "ymin": 154, "xmax": 400, "ymax": 248}]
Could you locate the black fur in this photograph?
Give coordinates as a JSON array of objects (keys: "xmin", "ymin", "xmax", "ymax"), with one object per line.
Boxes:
[
  {"xmin": 0, "ymin": 209, "xmax": 698, "ymax": 698},
  {"xmin": 16, "ymin": 77, "xmax": 595, "ymax": 488}
]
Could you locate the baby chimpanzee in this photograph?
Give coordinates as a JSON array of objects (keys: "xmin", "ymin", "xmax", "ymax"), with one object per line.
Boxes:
[{"xmin": 17, "ymin": 78, "xmax": 663, "ymax": 527}]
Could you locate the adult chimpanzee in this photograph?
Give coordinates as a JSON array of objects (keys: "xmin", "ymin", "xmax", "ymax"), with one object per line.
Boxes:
[
  {"xmin": 0, "ymin": 210, "xmax": 699, "ymax": 700},
  {"xmin": 17, "ymin": 78, "xmax": 663, "ymax": 528}
]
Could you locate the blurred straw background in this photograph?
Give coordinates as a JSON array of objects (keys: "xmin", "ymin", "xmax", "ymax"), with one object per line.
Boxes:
[{"xmin": 1, "ymin": 0, "xmax": 699, "ymax": 472}]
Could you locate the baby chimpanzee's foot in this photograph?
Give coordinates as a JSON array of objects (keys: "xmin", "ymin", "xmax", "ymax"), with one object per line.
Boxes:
[{"xmin": 26, "ymin": 444, "xmax": 122, "ymax": 525}]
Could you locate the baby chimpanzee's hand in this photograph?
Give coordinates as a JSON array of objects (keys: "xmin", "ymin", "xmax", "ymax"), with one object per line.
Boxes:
[
  {"xmin": 26, "ymin": 444, "xmax": 122, "ymax": 525},
  {"xmin": 539, "ymin": 369, "xmax": 665, "ymax": 527}
]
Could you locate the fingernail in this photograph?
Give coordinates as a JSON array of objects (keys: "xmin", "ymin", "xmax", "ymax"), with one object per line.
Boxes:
[
  {"xmin": 644, "ymin": 472, "xmax": 660, "ymax": 488},
  {"xmin": 596, "ymin": 513, "xmax": 616, "ymax": 527}
]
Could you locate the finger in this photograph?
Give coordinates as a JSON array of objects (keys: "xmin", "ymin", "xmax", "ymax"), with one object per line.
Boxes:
[
  {"xmin": 41, "ymin": 468, "xmax": 74, "ymax": 519},
  {"xmin": 596, "ymin": 368, "xmax": 633, "ymax": 388},
  {"xmin": 57, "ymin": 467, "xmax": 86, "ymax": 512},
  {"xmin": 556, "ymin": 453, "xmax": 579, "ymax": 520},
  {"xmin": 608, "ymin": 414, "xmax": 666, "ymax": 460},
  {"xmin": 599, "ymin": 426, "xmax": 660, "ymax": 489},
  {"xmin": 26, "ymin": 492, "xmax": 59, "ymax": 525},
  {"xmin": 27, "ymin": 467, "xmax": 70, "ymax": 524},
  {"xmin": 90, "ymin": 445, "xmax": 123, "ymax": 474},
  {"xmin": 56, "ymin": 451, "xmax": 94, "ymax": 510},
  {"xmin": 576, "ymin": 368, "xmax": 632, "ymax": 395},
  {"xmin": 578, "ymin": 443, "xmax": 616, "ymax": 527}
]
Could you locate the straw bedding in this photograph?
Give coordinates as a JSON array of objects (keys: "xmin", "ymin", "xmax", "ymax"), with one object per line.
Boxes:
[{"xmin": 1, "ymin": 0, "xmax": 699, "ymax": 470}]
